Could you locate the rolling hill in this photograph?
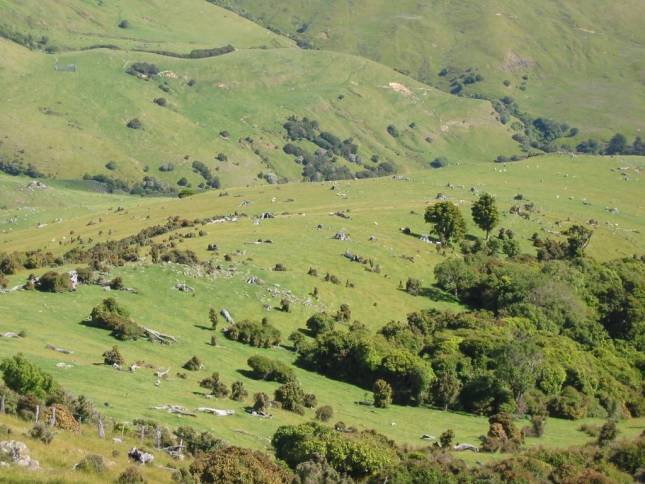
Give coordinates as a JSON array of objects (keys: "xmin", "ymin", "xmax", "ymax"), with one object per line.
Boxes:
[
  {"xmin": 0, "ymin": 0, "xmax": 517, "ymax": 189},
  {"xmin": 0, "ymin": 2, "xmax": 643, "ymax": 483},
  {"xmin": 212, "ymin": 0, "xmax": 645, "ymax": 138}
]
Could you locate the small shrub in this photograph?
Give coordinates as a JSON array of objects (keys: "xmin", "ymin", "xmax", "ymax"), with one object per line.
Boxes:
[
  {"xmin": 109, "ymin": 276, "xmax": 124, "ymax": 290},
  {"xmin": 275, "ymin": 381, "xmax": 305, "ymax": 413},
  {"xmin": 386, "ymin": 124, "xmax": 400, "ymax": 138},
  {"xmin": 103, "ymin": 345, "xmax": 125, "ymax": 366},
  {"xmin": 216, "ymin": 153, "xmax": 228, "ymax": 162},
  {"xmin": 430, "ymin": 157, "xmax": 447, "ymax": 169},
  {"xmin": 36, "ymin": 271, "xmax": 71, "ymax": 293},
  {"xmin": 127, "ymin": 118, "xmax": 143, "ymax": 130},
  {"xmin": 105, "ymin": 161, "xmax": 118, "ymax": 171},
  {"xmin": 76, "ymin": 454, "xmax": 105, "ymax": 473},
  {"xmin": 598, "ymin": 420, "xmax": 618, "ymax": 447},
  {"xmin": 183, "ymin": 356, "xmax": 202, "ymax": 371},
  {"xmin": 199, "ymin": 373, "xmax": 228, "ymax": 397},
  {"xmin": 303, "ymin": 393, "xmax": 317, "ymax": 408},
  {"xmin": 117, "ymin": 466, "xmax": 145, "ymax": 484},
  {"xmin": 225, "ymin": 320, "xmax": 281, "ymax": 348},
  {"xmin": 273, "ymin": 263, "xmax": 287, "ymax": 272},
  {"xmin": 247, "ymin": 355, "xmax": 294, "ymax": 383},
  {"xmin": 230, "ymin": 381, "xmax": 248, "ymax": 401},
  {"xmin": 29, "ymin": 423, "xmax": 54, "ymax": 444},
  {"xmin": 440, "ymin": 429, "xmax": 455, "ymax": 448},
  {"xmin": 118, "ymin": 20, "xmax": 129, "ymax": 29},
  {"xmin": 373, "ymin": 379, "xmax": 393, "ymax": 408},
  {"xmin": 335, "ymin": 304, "xmax": 351, "ymax": 323},
  {"xmin": 159, "ymin": 163, "xmax": 175, "ymax": 172},
  {"xmin": 153, "ymin": 97, "xmax": 167, "ymax": 107},
  {"xmin": 315, "ymin": 405, "xmax": 333, "ymax": 422},
  {"xmin": 405, "ymin": 278, "xmax": 421, "ymax": 296},
  {"xmin": 253, "ymin": 392, "xmax": 270, "ymax": 414}
]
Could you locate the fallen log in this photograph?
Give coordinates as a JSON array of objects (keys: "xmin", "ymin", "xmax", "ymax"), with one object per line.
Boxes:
[
  {"xmin": 196, "ymin": 407, "xmax": 234, "ymax": 416},
  {"xmin": 152, "ymin": 404, "xmax": 196, "ymax": 417},
  {"xmin": 143, "ymin": 328, "xmax": 177, "ymax": 344},
  {"xmin": 46, "ymin": 344, "xmax": 74, "ymax": 354}
]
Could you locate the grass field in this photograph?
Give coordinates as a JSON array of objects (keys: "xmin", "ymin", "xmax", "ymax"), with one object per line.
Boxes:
[
  {"xmin": 213, "ymin": 0, "xmax": 645, "ymax": 138},
  {"xmin": 0, "ymin": 1, "xmax": 517, "ymax": 188},
  {"xmin": 1, "ymin": 154, "xmax": 643, "ymax": 476},
  {"xmin": 0, "ymin": 1, "xmax": 643, "ymax": 481}
]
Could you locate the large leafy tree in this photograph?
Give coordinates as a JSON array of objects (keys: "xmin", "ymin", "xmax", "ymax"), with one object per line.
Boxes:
[
  {"xmin": 0, "ymin": 354, "xmax": 58, "ymax": 399},
  {"xmin": 424, "ymin": 202, "xmax": 466, "ymax": 245},
  {"xmin": 471, "ymin": 193, "xmax": 499, "ymax": 239},
  {"xmin": 495, "ymin": 334, "xmax": 543, "ymax": 413}
]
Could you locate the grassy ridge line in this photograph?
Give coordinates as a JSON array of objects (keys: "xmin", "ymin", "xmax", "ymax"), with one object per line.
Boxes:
[
  {"xmin": 0, "ymin": 156, "xmax": 643, "ymax": 461},
  {"xmin": 0, "ymin": 39, "xmax": 516, "ymax": 186},
  {"xmin": 2, "ymin": 154, "xmax": 643, "ymax": 261},
  {"xmin": 0, "ymin": 0, "xmax": 293, "ymax": 51}
]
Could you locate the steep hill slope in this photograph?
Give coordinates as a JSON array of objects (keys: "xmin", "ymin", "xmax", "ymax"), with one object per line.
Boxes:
[
  {"xmin": 1, "ymin": 154, "xmax": 643, "ymax": 457},
  {"xmin": 213, "ymin": 0, "xmax": 645, "ymax": 137},
  {"xmin": 0, "ymin": 1, "xmax": 517, "ymax": 188}
]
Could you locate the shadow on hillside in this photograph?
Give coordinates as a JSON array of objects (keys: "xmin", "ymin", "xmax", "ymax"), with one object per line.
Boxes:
[
  {"xmin": 79, "ymin": 319, "xmax": 107, "ymax": 330},
  {"xmin": 397, "ymin": 286, "xmax": 458, "ymax": 303},
  {"xmin": 193, "ymin": 324, "xmax": 212, "ymax": 331},
  {"xmin": 236, "ymin": 369, "xmax": 261, "ymax": 380},
  {"xmin": 420, "ymin": 286, "xmax": 459, "ymax": 303}
]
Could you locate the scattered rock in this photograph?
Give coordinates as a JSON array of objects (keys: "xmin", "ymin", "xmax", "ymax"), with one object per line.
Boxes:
[
  {"xmin": 0, "ymin": 441, "xmax": 39, "ymax": 469},
  {"xmin": 128, "ymin": 448, "xmax": 154, "ymax": 464}
]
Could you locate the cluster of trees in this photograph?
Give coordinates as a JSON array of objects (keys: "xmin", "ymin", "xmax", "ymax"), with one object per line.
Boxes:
[
  {"xmin": 82, "ymin": 174, "xmax": 177, "ymax": 196},
  {"xmin": 0, "ymin": 159, "xmax": 45, "ymax": 178},
  {"xmin": 576, "ymin": 133, "xmax": 645, "ymax": 156},
  {"xmin": 297, "ymin": 323, "xmax": 434, "ymax": 405},
  {"xmin": 490, "ymin": 96, "xmax": 578, "ymax": 152},
  {"xmin": 191, "ymin": 160, "xmax": 221, "ymax": 189},
  {"xmin": 224, "ymin": 319, "xmax": 281, "ymax": 347},
  {"xmin": 247, "ymin": 355, "xmax": 295, "ymax": 383},
  {"xmin": 424, "ymin": 193, "xmax": 500, "ymax": 245},
  {"xmin": 89, "ymin": 298, "xmax": 144, "ymax": 340},
  {"xmin": 282, "ymin": 116, "xmax": 397, "ymax": 181},
  {"xmin": 137, "ymin": 44, "xmax": 234, "ymax": 59}
]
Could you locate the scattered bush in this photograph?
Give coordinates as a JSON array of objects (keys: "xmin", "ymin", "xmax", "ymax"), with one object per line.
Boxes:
[
  {"xmin": 29, "ymin": 423, "xmax": 54, "ymax": 444},
  {"xmin": 230, "ymin": 381, "xmax": 248, "ymax": 401},
  {"xmin": 440, "ymin": 429, "xmax": 455, "ymax": 448},
  {"xmin": 305, "ymin": 313, "xmax": 335, "ymax": 336},
  {"xmin": 373, "ymin": 379, "xmax": 393, "ymax": 408},
  {"xmin": 89, "ymin": 298, "xmax": 144, "ymax": 340},
  {"xmin": 275, "ymin": 381, "xmax": 306, "ymax": 414},
  {"xmin": 35, "ymin": 271, "xmax": 72, "ymax": 293},
  {"xmin": 315, "ymin": 405, "xmax": 333, "ymax": 422},
  {"xmin": 199, "ymin": 373, "xmax": 228, "ymax": 397},
  {"xmin": 225, "ymin": 320, "xmax": 281, "ymax": 348},
  {"xmin": 183, "ymin": 356, "xmax": 203, "ymax": 371},
  {"xmin": 102, "ymin": 346, "xmax": 125, "ymax": 366},
  {"xmin": 126, "ymin": 118, "xmax": 143, "ymax": 130},
  {"xmin": 117, "ymin": 466, "xmax": 145, "ymax": 484},
  {"xmin": 76, "ymin": 454, "xmax": 105, "ymax": 473}
]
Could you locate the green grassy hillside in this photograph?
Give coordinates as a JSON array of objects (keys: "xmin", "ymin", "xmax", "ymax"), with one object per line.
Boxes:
[
  {"xmin": 213, "ymin": 0, "xmax": 645, "ymax": 138},
  {"xmin": 1, "ymin": 155, "xmax": 643, "ymax": 461},
  {"xmin": 0, "ymin": 0, "xmax": 517, "ymax": 188}
]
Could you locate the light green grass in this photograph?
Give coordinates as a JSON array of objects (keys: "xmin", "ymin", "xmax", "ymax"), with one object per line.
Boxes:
[
  {"xmin": 0, "ymin": 36, "xmax": 516, "ymax": 187},
  {"xmin": 213, "ymin": 0, "xmax": 645, "ymax": 137},
  {"xmin": 1, "ymin": 155, "xmax": 643, "ymax": 470}
]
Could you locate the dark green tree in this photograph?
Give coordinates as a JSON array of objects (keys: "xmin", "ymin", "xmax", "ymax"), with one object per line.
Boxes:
[
  {"xmin": 563, "ymin": 224, "xmax": 592, "ymax": 258},
  {"xmin": 424, "ymin": 202, "xmax": 466, "ymax": 245},
  {"xmin": 432, "ymin": 369, "xmax": 462, "ymax": 411},
  {"xmin": 373, "ymin": 379, "xmax": 393, "ymax": 408},
  {"xmin": 471, "ymin": 193, "xmax": 499, "ymax": 239}
]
